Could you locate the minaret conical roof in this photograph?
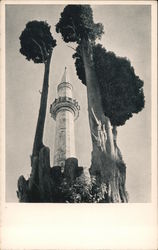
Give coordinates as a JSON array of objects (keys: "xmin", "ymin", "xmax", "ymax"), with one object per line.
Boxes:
[{"xmin": 60, "ymin": 67, "xmax": 70, "ymax": 83}]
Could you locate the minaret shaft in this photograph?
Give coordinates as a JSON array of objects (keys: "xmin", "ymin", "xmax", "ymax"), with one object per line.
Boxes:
[
  {"xmin": 54, "ymin": 109, "xmax": 75, "ymax": 166},
  {"xmin": 50, "ymin": 67, "xmax": 79, "ymax": 167}
]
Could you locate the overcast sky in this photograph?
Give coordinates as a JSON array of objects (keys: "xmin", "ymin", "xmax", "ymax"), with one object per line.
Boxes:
[{"xmin": 5, "ymin": 4, "xmax": 151, "ymax": 202}]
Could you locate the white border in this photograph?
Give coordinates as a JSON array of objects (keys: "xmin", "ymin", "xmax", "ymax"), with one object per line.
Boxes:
[{"xmin": 0, "ymin": 1, "xmax": 157, "ymax": 249}]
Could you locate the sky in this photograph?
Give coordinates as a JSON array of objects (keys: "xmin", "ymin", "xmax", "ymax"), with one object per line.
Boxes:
[{"xmin": 5, "ymin": 4, "xmax": 151, "ymax": 202}]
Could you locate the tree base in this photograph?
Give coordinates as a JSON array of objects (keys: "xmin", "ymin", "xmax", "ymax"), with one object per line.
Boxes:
[
  {"xmin": 89, "ymin": 144, "xmax": 128, "ymax": 203},
  {"xmin": 17, "ymin": 146, "xmax": 84, "ymax": 202},
  {"xmin": 17, "ymin": 146, "xmax": 128, "ymax": 203}
]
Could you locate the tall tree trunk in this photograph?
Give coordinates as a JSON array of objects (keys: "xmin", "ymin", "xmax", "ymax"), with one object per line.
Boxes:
[
  {"xmin": 112, "ymin": 126, "xmax": 128, "ymax": 202},
  {"xmin": 32, "ymin": 51, "xmax": 52, "ymax": 158},
  {"xmin": 81, "ymin": 39, "xmax": 128, "ymax": 202},
  {"xmin": 81, "ymin": 39, "xmax": 114, "ymax": 155}
]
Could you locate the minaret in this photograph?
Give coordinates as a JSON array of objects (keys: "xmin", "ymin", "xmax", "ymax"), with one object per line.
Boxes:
[{"xmin": 50, "ymin": 67, "xmax": 80, "ymax": 168}]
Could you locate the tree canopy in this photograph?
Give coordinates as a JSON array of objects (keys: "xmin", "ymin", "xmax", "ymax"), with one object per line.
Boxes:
[
  {"xmin": 56, "ymin": 5, "xmax": 104, "ymax": 44},
  {"xmin": 56, "ymin": 5, "xmax": 144, "ymax": 126},
  {"xmin": 19, "ymin": 20, "xmax": 56, "ymax": 157},
  {"xmin": 19, "ymin": 20, "xmax": 56, "ymax": 63},
  {"xmin": 73, "ymin": 44, "xmax": 145, "ymax": 126}
]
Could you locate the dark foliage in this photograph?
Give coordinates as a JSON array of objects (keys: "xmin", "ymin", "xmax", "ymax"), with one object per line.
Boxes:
[
  {"xmin": 51, "ymin": 174, "xmax": 110, "ymax": 203},
  {"xmin": 19, "ymin": 20, "xmax": 56, "ymax": 63},
  {"xmin": 73, "ymin": 44, "xmax": 145, "ymax": 126},
  {"xmin": 93, "ymin": 44, "xmax": 145, "ymax": 126},
  {"xmin": 56, "ymin": 5, "xmax": 104, "ymax": 44},
  {"xmin": 73, "ymin": 45, "xmax": 87, "ymax": 85}
]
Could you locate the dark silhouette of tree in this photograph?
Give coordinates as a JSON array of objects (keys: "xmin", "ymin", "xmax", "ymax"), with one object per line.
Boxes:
[
  {"xmin": 56, "ymin": 5, "xmax": 104, "ymax": 44},
  {"xmin": 19, "ymin": 20, "xmax": 56, "ymax": 158},
  {"xmin": 17, "ymin": 21, "xmax": 57, "ymax": 202},
  {"xmin": 73, "ymin": 43, "xmax": 145, "ymax": 126},
  {"xmin": 56, "ymin": 4, "xmax": 144, "ymax": 203},
  {"xmin": 56, "ymin": 5, "xmax": 106, "ymax": 155}
]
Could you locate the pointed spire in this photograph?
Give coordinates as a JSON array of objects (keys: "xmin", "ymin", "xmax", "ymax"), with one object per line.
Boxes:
[{"xmin": 61, "ymin": 67, "xmax": 69, "ymax": 83}]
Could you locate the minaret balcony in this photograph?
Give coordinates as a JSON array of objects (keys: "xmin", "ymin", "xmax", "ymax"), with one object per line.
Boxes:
[{"xmin": 50, "ymin": 96, "xmax": 80, "ymax": 120}]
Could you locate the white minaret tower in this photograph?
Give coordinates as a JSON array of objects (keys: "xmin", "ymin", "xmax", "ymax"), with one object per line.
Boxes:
[{"xmin": 50, "ymin": 67, "xmax": 80, "ymax": 167}]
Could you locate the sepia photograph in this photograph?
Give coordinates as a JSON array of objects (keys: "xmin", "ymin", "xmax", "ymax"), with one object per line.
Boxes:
[
  {"xmin": 1, "ymin": 1, "xmax": 157, "ymax": 249},
  {"xmin": 5, "ymin": 3, "xmax": 151, "ymax": 203}
]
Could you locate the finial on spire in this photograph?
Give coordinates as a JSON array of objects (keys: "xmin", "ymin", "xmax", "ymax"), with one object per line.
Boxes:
[{"xmin": 61, "ymin": 67, "xmax": 68, "ymax": 83}]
